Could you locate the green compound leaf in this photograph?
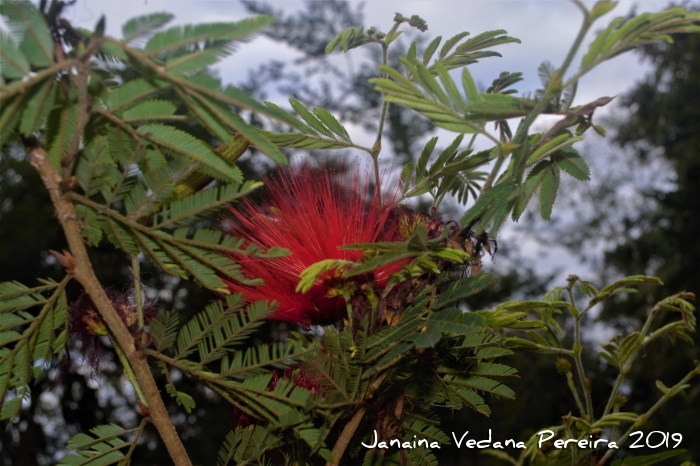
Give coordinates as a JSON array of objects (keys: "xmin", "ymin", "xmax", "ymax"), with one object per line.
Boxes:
[
  {"xmin": 137, "ymin": 124, "xmax": 243, "ymax": 184},
  {"xmin": 553, "ymin": 145, "xmax": 591, "ymax": 181},
  {"xmin": 122, "ymin": 12, "xmax": 175, "ymax": 42},
  {"xmin": 0, "ymin": 29, "xmax": 29, "ymax": 79},
  {"xmin": 0, "ymin": 1, "xmax": 53, "ymax": 68},
  {"xmin": 539, "ymin": 162, "xmax": 560, "ymax": 221},
  {"xmin": 59, "ymin": 423, "xmax": 146, "ymax": 466}
]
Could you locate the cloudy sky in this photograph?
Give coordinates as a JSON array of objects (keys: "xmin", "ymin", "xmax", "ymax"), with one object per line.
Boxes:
[
  {"xmin": 58, "ymin": 0, "xmax": 680, "ymax": 105},
  {"xmin": 7, "ymin": 0, "xmax": 696, "ymax": 280},
  {"xmin": 53, "ymin": 1, "xmax": 690, "ymax": 160}
]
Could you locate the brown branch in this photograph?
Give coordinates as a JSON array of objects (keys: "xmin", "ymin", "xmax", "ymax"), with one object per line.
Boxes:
[
  {"xmin": 26, "ymin": 140, "xmax": 192, "ymax": 466},
  {"xmin": 535, "ymin": 95, "xmax": 615, "ymax": 151},
  {"xmin": 325, "ymin": 372, "xmax": 388, "ymax": 466},
  {"xmin": 326, "ymin": 406, "xmax": 366, "ymax": 466}
]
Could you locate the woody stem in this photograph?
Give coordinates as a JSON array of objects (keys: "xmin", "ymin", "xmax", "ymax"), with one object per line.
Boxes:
[
  {"xmin": 26, "ymin": 140, "xmax": 192, "ymax": 466},
  {"xmin": 326, "ymin": 406, "xmax": 366, "ymax": 466},
  {"xmin": 326, "ymin": 372, "xmax": 388, "ymax": 466}
]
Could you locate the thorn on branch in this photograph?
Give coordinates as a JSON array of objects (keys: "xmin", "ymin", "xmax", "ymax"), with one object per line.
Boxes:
[
  {"xmin": 134, "ymin": 328, "xmax": 152, "ymax": 351},
  {"xmin": 137, "ymin": 399, "xmax": 151, "ymax": 417},
  {"xmin": 50, "ymin": 249, "xmax": 76, "ymax": 274},
  {"xmin": 59, "ymin": 175, "xmax": 78, "ymax": 193}
]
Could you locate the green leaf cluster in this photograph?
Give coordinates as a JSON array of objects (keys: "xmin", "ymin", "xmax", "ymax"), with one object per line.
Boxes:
[
  {"xmin": 148, "ymin": 294, "xmax": 322, "ymax": 449},
  {"xmin": 0, "ymin": 4, "xmax": 313, "ymax": 293},
  {"xmin": 59, "ymin": 422, "xmax": 147, "ymax": 466},
  {"xmin": 491, "ymin": 274, "xmax": 699, "ymax": 466},
  {"xmin": 580, "ymin": 8, "xmax": 700, "ymax": 72},
  {"xmin": 339, "ymin": 222, "xmax": 471, "ymax": 289},
  {"xmin": 399, "ymin": 134, "xmax": 491, "ymax": 208},
  {"xmin": 3, "ymin": 3, "xmax": 699, "ymax": 465},
  {"xmin": 405, "ymin": 29, "xmax": 521, "ymax": 75},
  {"xmin": 260, "ymin": 98, "xmax": 357, "ymax": 151},
  {"xmin": 0, "ymin": 278, "xmax": 69, "ymax": 420}
]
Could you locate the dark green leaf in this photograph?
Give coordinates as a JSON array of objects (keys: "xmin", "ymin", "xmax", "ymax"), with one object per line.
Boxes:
[
  {"xmin": 122, "ymin": 99, "xmax": 177, "ymax": 122},
  {"xmin": 539, "ymin": 162, "xmax": 560, "ymax": 220},
  {"xmin": 312, "ymin": 107, "xmax": 351, "ymax": 142},
  {"xmin": 18, "ymin": 78, "xmax": 54, "ymax": 136},
  {"xmin": 461, "ymin": 67, "xmax": 482, "ymax": 103},
  {"xmin": 465, "ymin": 93, "xmax": 535, "ymax": 119},
  {"xmin": 289, "ymin": 98, "xmax": 333, "ymax": 138},
  {"xmin": 433, "ymin": 274, "xmax": 497, "ymax": 309},
  {"xmin": 416, "ymin": 137, "xmax": 438, "ymax": 180},
  {"xmin": 553, "ymin": 146, "xmax": 590, "ymax": 181},
  {"xmin": 414, "ymin": 324, "xmax": 442, "ymax": 348},
  {"xmin": 144, "ymin": 16, "xmax": 273, "ymax": 58},
  {"xmin": 439, "ymin": 31, "xmax": 470, "ymax": 59},
  {"xmin": 166, "ymin": 48, "xmax": 228, "ymax": 76},
  {"xmin": 137, "ymin": 124, "xmax": 243, "ymax": 183},
  {"xmin": 0, "ymin": 1, "xmax": 53, "ymax": 68},
  {"xmin": 460, "ymin": 178, "xmax": 515, "ymax": 228},
  {"xmin": 512, "ymin": 160, "xmax": 549, "ymax": 221},
  {"xmin": 423, "ymin": 35, "xmax": 442, "ymax": 64},
  {"xmin": 107, "ymin": 79, "xmax": 161, "ymax": 112},
  {"xmin": 45, "ymin": 95, "xmax": 78, "ymax": 168},
  {"xmin": 0, "ymin": 29, "xmax": 29, "ymax": 78},
  {"xmin": 435, "ymin": 62, "xmax": 466, "ymax": 112}
]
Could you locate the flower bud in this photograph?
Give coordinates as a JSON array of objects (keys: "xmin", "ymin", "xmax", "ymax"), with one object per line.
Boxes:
[
  {"xmin": 613, "ymin": 393, "xmax": 628, "ymax": 408},
  {"xmin": 81, "ymin": 308, "xmax": 108, "ymax": 336},
  {"xmin": 555, "ymin": 357, "xmax": 572, "ymax": 374}
]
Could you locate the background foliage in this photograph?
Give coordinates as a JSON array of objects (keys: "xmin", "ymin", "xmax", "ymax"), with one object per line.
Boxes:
[{"xmin": 0, "ymin": 1, "xmax": 698, "ymax": 465}]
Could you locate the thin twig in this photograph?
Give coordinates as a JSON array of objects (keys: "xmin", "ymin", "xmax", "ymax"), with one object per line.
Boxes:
[
  {"xmin": 0, "ymin": 59, "xmax": 79, "ymax": 103},
  {"xmin": 113, "ymin": 339, "xmax": 149, "ymax": 408},
  {"xmin": 122, "ymin": 418, "xmax": 150, "ymax": 466},
  {"xmin": 596, "ymin": 364, "xmax": 700, "ymax": 466},
  {"xmin": 565, "ymin": 371, "xmax": 588, "ymax": 419},
  {"xmin": 602, "ymin": 302, "xmax": 662, "ymax": 417},
  {"xmin": 568, "ymin": 286, "xmax": 594, "ymax": 420},
  {"xmin": 131, "ymin": 255, "xmax": 144, "ymax": 329}
]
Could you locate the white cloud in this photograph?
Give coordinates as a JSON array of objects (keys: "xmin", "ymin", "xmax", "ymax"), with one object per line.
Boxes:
[
  {"xmin": 42, "ymin": 0, "xmax": 670, "ymax": 98},
  {"xmin": 4, "ymin": 0, "xmax": 689, "ymax": 281}
]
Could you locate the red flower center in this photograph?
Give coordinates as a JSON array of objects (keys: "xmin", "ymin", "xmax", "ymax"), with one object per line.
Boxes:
[{"xmin": 223, "ymin": 162, "xmax": 405, "ymax": 325}]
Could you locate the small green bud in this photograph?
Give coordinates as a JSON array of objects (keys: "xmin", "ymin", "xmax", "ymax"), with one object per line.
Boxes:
[
  {"xmin": 555, "ymin": 357, "xmax": 572, "ymax": 374},
  {"xmin": 613, "ymin": 393, "xmax": 627, "ymax": 408},
  {"xmin": 409, "ymin": 15, "xmax": 428, "ymax": 32}
]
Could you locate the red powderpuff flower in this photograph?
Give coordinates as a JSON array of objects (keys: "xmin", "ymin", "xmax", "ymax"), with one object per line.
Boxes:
[{"xmin": 223, "ymin": 162, "xmax": 404, "ymax": 325}]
